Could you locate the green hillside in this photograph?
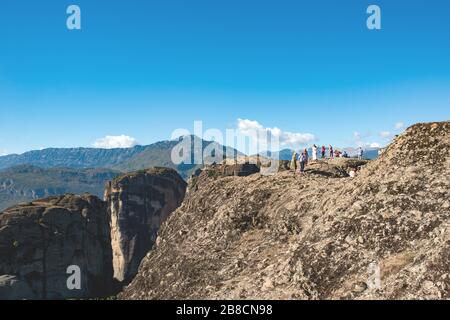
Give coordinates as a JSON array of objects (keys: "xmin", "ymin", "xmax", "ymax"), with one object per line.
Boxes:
[{"xmin": 0, "ymin": 165, "xmax": 121, "ymax": 211}]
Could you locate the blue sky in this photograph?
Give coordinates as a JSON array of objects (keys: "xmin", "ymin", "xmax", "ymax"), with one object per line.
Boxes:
[{"xmin": 0, "ymin": 0, "xmax": 449, "ymax": 154}]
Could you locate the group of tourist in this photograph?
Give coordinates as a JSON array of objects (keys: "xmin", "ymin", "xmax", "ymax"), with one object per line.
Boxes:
[
  {"xmin": 290, "ymin": 149, "xmax": 308, "ymax": 173},
  {"xmin": 291, "ymin": 145, "xmax": 364, "ymax": 173}
]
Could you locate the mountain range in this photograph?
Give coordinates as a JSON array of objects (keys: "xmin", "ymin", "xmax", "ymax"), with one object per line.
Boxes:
[
  {"xmin": 0, "ymin": 136, "xmax": 241, "ymax": 177},
  {"xmin": 0, "ymin": 136, "xmax": 241, "ymax": 211},
  {"xmin": 0, "ymin": 135, "xmax": 380, "ymax": 211}
]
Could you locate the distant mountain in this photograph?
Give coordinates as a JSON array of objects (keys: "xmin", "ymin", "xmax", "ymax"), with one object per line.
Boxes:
[
  {"xmin": 0, "ymin": 135, "xmax": 243, "ymax": 184},
  {"xmin": 0, "ymin": 138, "xmax": 379, "ymax": 211},
  {"xmin": 114, "ymin": 136, "xmax": 244, "ymax": 179},
  {"xmin": 341, "ymin": 147, "xmax": 380, "ymax": 160},
  {"xmin": 257, "ymin": 149, "xmax": 294, "ymax": 161},
  {"xmin": 0, "ymin": 146, "xmax": 148, "ymax": 170},
  {"xmin": 0, "ymin": 165, "xmax": 121, "ymax": 211}
]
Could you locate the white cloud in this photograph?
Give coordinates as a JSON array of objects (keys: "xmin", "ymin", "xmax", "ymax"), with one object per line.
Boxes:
[
  {"xmin": 395, "ymin": 122, "xmax": 405, "ymax": 130},
  {"xmin": 353, "ymin": 131, "xmax": 369, "ymax": 147},
  {"xmin": 353, "ymin": 131, "xmax": 382, "ymax": 149},
  {"xmin": 93, "ymin": 135, "xmax": 138, "ymax": 149},
  {"xmin": 237, "ymin": 119, "xmax": 316, "ymax": 149},
  {"xmin": 379, "ymin": 131, "xmax": 391, "ymax": 139},
  {"xmin": 0, "ymin": 149, "xmax": 8, "ymax": 156}
]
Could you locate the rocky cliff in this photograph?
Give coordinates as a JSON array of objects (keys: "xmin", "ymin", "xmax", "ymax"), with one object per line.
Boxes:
[
  {"xmin": 0, "ymin": 194, "xmax": 113, "ymax": 299},
  {"xmin": 120, "ymin": 121, "xmax": 449, "ymax": 300},
  {"xmin": 105, "ymin": 168, "xmax": 187, "ymax": 283},
  {"xmin": 0, "ymin": 167, "xmax": 187, "ymax": 299}
]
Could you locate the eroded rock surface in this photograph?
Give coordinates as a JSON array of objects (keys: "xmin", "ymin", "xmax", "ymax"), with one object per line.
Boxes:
[
  {"xmin": 305, "ymin": 158, "xmax": 368, "ymax": 178},
  {"xmin": 105, "ymin": 167, "xmax": 187, "ymax": 283},
  {"xmin": 120, "ymin": 121, "xmax": 449, "ymax": 300},
  {"xmin": 0, "ymin": 194, "xmax": 113, "ymax": 299}
]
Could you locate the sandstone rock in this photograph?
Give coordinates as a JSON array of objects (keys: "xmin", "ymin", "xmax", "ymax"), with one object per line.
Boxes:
[
  {"xmin": 120, "ymin": 121, "xmax": 449, "ymax": 300},
  {"xmin": 105, "ymin": 167, "xmax": 186, "ymax": 283},
  {"xmin": 188, "ymin": 164, "xmax": 260, "ymax": 193},
  {"xmin": 0, "ymin": 194, "xmax": 113, "ymax": 299},
  {"xmin": 222, "ymin": 163, "xmax": 260, "ymax": 177},
  {"xmin": 203, "ymin": 163, "xmax": 260, "ymax": 178}
]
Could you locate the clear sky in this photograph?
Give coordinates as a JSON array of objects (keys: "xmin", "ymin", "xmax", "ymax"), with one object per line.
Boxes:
[{"xmin": 1, "ymin": 0, "xmax": 449, "ymax": 154}]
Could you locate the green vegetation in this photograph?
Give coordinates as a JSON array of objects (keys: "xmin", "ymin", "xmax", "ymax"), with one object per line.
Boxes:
[
  {"xmin": 0, "ymin": 136, "xmax": 243, "ymax": 211},
  {"xmin": 0, "ymin": 165, "xmax": 121, "ymax": 212}
]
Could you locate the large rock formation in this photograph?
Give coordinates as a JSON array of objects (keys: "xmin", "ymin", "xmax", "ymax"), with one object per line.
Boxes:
[
  {"xmin": 120, "ymin": 121, "xmax": 449, "ymax": 300},
  {"xmin": 105, "ymin": 168, "xmax": 187, "ymax": 283},
  {"xmin": 0, "ymin": 194, "xmax": 113, "ymax": 299}
]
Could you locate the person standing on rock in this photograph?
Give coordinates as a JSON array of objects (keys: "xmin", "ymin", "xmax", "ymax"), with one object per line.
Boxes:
[
  {"xmin": 335, "ymin": 149, "xmax": 341, "ymax": 158},
  {"xmin": 329, "ymin": 145, "xmax": 334, "ymax": 159},
  {"xmin": 312, "ymin": 144, "xmax": 318, "ymax": 161},
  {"xmin": 358, "ymin": 147, "xmax": 364, "ymax": 160},
  {"xmin": 291, "ymin": 151, "xmax": 298, "ymax": 172},
  {"xmin": 300, "ymin": 149, "xmax": 308, "ymax": 173},
  {"xmin": 321, "ymin": 145, "xmax": 326, "ymax": 159}
]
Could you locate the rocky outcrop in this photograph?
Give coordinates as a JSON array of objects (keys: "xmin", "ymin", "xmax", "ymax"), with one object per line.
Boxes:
[
  {"xmin": 198, "ymin": 163, "xmax": 260, "ymax": 178},
  {"xmin": 120, "ymin": 121, "xmax": 449, "ymax": 300},
  {"xmin": 105, "ymin": 168, "xmax": 187, "ymax": 283},
  {"xmin": 189, "ymin": 164, "xmax": 260, "ymax": 192},
  {"xmin": 266, "ymin": 158, "xmax": 369, "ymax": 177},
  {"xmin": 0, "ymin": 194, "xmax": 114, "ymax": 299},
  {"xmin": 305, "ymin": 158, "xmax": 369, "ymax": 178},
  {"xmin": 0, "ymin": 166, "xmax": 188, "ymax": 299},
  {"xmin": 221, "ymin": 163, "xmax": 260, "ymax": 177}
]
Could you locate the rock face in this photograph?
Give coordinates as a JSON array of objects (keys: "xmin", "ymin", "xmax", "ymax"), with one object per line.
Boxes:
[
  {"xmin": 105, "ymin": 168, "xmax": 187, "ymax": 283},
  {"xmin": 120, "ymin": 121, "xmax": 449, "ymax": 300},
  {"xmin": 0, "ymin": 194, "xmax": 113, "ymax": 299}
]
